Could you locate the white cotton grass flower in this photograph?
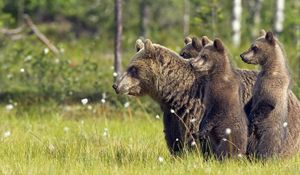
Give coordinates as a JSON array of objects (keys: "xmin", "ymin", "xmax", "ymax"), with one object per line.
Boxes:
[
  {"xmin": 191, "ymin": 141, "xmax": 197, "ymax": 146},
  {"xmin": 225, "ymin": 128, "xmax": 231, "ymax": 135},
  {"xmin": 222, "ymin": 138, "xmax": 227, "ymax": 142},
  {"xmin": 5, "ymin": 104, "xmax": 14, "ymax": 111},
  {"xmin": 24, "ymin": 55, "xmax": 32, "ymax": 62},
  {"xmin": 3, "ymin": 131, "xmax": 11, "ymax": 138},
  {"xmin": 113, "ymin": 72, "xmax": 118, "ymax": 77},
  {"xmin": 124, "ymin": 102, "xmax": 130, "ymax": 108},
  {"xmin": 48, "ymin": 144, "xmax": 55, "ymax": 152},
  {"xmin": 238, "ymin": 153, "xmax": 243, "ymax": 158},
  {"xmin": 101, "ymin": 98, "xmax": 106, "ymax": 104},
  {"xmin": 190, "ymin": 118, "xmax": 197, "ymax": 123},
  {"xmin": 44, "ymin": 48, "xmax": 49, "ymax": 54},
  {"xmin": 59, "ymin": 47, "xmax": 65, "ymax": 53},
  {"xmin": 283, "ymin": 122, "xmax": 288, "ymax": 128},
  {"xmin": 20, "ymin": 68, "xmax": 25, "ymax": 73},
  {"xmin": 170, "ymin": 109, "xmax": 175, "ymax": 114},
  {"xmin": 7, "ymin": 74, "xmax": 13, "ymax": 79},
  {"xmin": 158, "ymin": 156, "xmax": 164, "ymax": 163},
  {"xmin": 103, "ymin": 128, "xmax": 109, "ymax": 137},
  {"xmin": 175, "ymin": 138, "xmax": 179, "ymax": 142},
  {"xmin": 81, "ymin": 98, "xmax": 88, "ymax": 105},
  {"xmin": 55, "ymin": 58, "xmax": 60, "ymax": 64},
  {"xmin": 63, "ymin": 127, "xmax": 70, "ymax": 133},
  {"xmin": 155, "ymin": 114, "xmax": 160, "ymax": 119}
]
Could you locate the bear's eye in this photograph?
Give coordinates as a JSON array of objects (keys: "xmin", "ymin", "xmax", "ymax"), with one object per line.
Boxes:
[
  {"xmin": 127, "ymin": 66, "xmax": 139, "ymax": 77},
  {"xmin": 201, "ymin": 54, "xmax": 208, "ymax": 61},
  {"xmin": 251, "ymin": 45, "xmax": 258, "ymax": 52},
  {"xmin": 180, "ymin": 52, "xmax": 189, "ymax": 58}
]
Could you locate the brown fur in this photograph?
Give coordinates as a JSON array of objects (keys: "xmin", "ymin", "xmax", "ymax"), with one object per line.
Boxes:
[
  {"xmin": 113, "ymin": 38, "xmax": 300, "ymax": 158},
  {"xmin": 113, "ymin": 39, "xmax": 205, "ymax": 155},
  {"xmin": 191, "ymin": 39, "xmax": 248, "ymax": 159},
  {"xmin": 241, "ymin": 31, "xmax": 291, "ymax": 159},
  {"xmin": 179, "ymin": 36, "xmax": 212, "ymax": 59},
  {"xmin": 179, "ymin": 36, "xmax": 300, "ymax": 158}
]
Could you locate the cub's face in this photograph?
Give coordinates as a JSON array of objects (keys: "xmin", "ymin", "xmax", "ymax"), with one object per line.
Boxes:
[
  {"xmin": 240, "ymin": 31, "xmax": 276, "ymax": 65},
  {"xmin": 190, "ymin": 38, "xmax": 225, "ymax": 74},
  {"xmin": 190, "ymin": 46, "xmax": 214, "ymax": 73},
  {"xmin": 179, "ymin": 37, "xmax": 203, "ymax": 59},
  {"xmin": 113, "ymin": 39, "xmax": 156, "ymax": 96}
]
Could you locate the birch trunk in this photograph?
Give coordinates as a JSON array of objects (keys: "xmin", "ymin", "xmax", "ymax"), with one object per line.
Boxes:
[
  {"xmin": 139, "ymin": 0, "xmax": 150, "ymax": 38},
  {"xmin": 183, "ymin": 0, "xmax": 190, "ymax": 37},
  {"xmin": 273, "ymin": 0, "xmax": 285, "ymax": 35},
  {"xmin": 114, "ymin": 0, "xmax": 122, "ymax": 78},
  {"xmin": 232, "ymin": 0, "xmax": 242, "ymax": 47}
]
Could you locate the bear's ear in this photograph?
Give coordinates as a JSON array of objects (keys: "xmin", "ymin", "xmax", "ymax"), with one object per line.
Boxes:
[
  {"xmin": 192, "ymin": 37, "xmax": 202, "ymax": 52},
  {"xmin": 135, "ymin": 39, "xmax": 144, "ymax": 52},
  {"xmin": 144, "ymin": 39, "xmax": 155, "ymax": 56},
  {"xmin": 201, "ymin": 36, "xmax": 211, "ymax": 47},
  {"xmin": 265, "ymin": 31, "xmax": 275, "ymax": 45},
  {"xmin": 260, "ymin": 29, "xmax": 266, "ymax": 36},
  {"xmin": 213, "ymin": 38, "xmax": 225, "ymax": 53},
  {"xmin": 184, "ymin": 37, "xmax": 192, "ymax": 45}
]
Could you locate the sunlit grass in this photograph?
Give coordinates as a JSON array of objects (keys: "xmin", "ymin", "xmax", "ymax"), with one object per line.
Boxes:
[{"xmin": 0, "ymin": 103, "xmax": 299, "ymax": 175}]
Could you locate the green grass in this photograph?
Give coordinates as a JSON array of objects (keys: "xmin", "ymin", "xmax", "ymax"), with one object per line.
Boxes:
[{"xmin": 0, "ymin": 103, "xmax": 300, "ymax": 175}]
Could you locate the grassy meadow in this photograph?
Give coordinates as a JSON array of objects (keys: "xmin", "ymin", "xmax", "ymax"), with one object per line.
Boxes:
[
  {"xmin": 0, "ymin": 24, "xmax": 300, "ymax": 175},
  {"xmin": 1, "ymin": 102, "xmax": 300, "ymax": 175}
]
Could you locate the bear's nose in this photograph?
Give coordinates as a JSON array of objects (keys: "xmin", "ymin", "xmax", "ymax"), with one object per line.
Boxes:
[
  {"xmin": 112, "ymin": 84, "xmax": 120, "ymax": 94},
  {"xmin": 112, "ymin": 84, "xmax": 118, "ymax": 90},
  {"xmin": 240, "ymin": 54, "xmax": 244, "ymax": 59}
]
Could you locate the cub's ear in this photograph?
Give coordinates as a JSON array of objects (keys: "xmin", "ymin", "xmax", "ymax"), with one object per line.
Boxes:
[
  {"xmin": 213, "ymin": 38, "xmax": 225, "ymax": 53},
  {"xmin": 192, "ymin": 37, "xmax": 202, "ymax": 52},
  {"xmin": 184, "ymin": 37, "xmax": 192, "ymax": 45},
  {"xmin": 260, "ymin": 29, "xmax": 266, "ymax": 36},
  {"xmin": 201, "ymin": 36, "xmax": 211, "ymax": 47},
  {"xmin": 135, "ymin": 39, "xmax": 144, "ymax": 52},
  {"xmin": 265, "ymin": 31, "xmax": 275, "ymax": 45},
  {"xmin": 144, "ymin": 39, "xmax": 155, "ymax": 56}
]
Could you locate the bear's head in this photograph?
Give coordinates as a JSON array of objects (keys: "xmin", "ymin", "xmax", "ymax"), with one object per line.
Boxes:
[
  {"xmin": 190, "ymin": 37, "xmax": 227, "ymax": 75},
  {"xmin": 240, "ymin": 30, "xmax": 278, "ymax": 65},
  {"xmin": 179, "ymin": 37, "xmax": 202, "ymax": 59},
  {"xmin": 179, "ymin": 36, "xmax": 212, "ymax": 59},
  {"xmin": 113, "ymin": 39, "xmax": 173, "ymax": 96}
]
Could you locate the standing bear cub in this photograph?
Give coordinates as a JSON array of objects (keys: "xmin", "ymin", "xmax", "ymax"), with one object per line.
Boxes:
[
  {"xmin": 240, "ymin": 31, "xmax": 290, "ymax": 159},
  {"xmin": 191, "ymin": 38, "xmax": 248, "ymax": 159}
]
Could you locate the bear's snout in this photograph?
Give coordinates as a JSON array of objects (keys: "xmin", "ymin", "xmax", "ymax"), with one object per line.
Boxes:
[
  {"xmin": 112, "ymin": 83, "xmax": 120, "ymax": 94},
  {"xmin": 240, "ymin": 53, "xmax": 249, "ymax": 63}
]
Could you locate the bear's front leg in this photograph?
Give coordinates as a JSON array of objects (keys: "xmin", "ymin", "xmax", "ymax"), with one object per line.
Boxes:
[
  {"xmin": 163, "ymin": 112, "xmax": 184, "ymax": 155},
  {"xmin": 251, "ymin": 98, "xmax": 276, "ymax": 121}
]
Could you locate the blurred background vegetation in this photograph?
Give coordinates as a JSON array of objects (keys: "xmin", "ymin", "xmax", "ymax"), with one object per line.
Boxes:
[{"xmin": 0, "ymin": 0, "xmax": 299, "ymax": 111}]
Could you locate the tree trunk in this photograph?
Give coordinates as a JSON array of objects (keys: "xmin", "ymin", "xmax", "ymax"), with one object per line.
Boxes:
[
  {"xmin": 250, "ymin": 0, "xmax": 263, "ymax": 38},
  {"xmin": 232, "ymin": 0, "xmax": 242, "ymax": 47},
  {"xmin": 211, "ymin": 1, "xmax": 217, "ymax": 37},
  {"xmin": 17, "ymin": 0, "xmax": 24, "ymax": 26},
  {"xmin": 139, "ymin": 0, "xmax": 150, "ymax": 38},
  {"xmin": 183, "ymin": 0, "xmax": 190, "ymax": 37},
  {"xmin": 114, "ymin": 0, "xmax": 122, "ymax": 78},
  {"xmin": 273, "ymin": 0, "xmax": 285, "ymax": 36}
]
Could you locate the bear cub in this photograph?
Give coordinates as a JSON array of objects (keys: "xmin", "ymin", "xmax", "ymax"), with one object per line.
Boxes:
[
  {"xmin": 191, "ymin": 37, "xmax": 248, "ymax": 160},
  {"xmin": 240, "ymin": 31, "xmax": 290, "ymax": 159}
]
